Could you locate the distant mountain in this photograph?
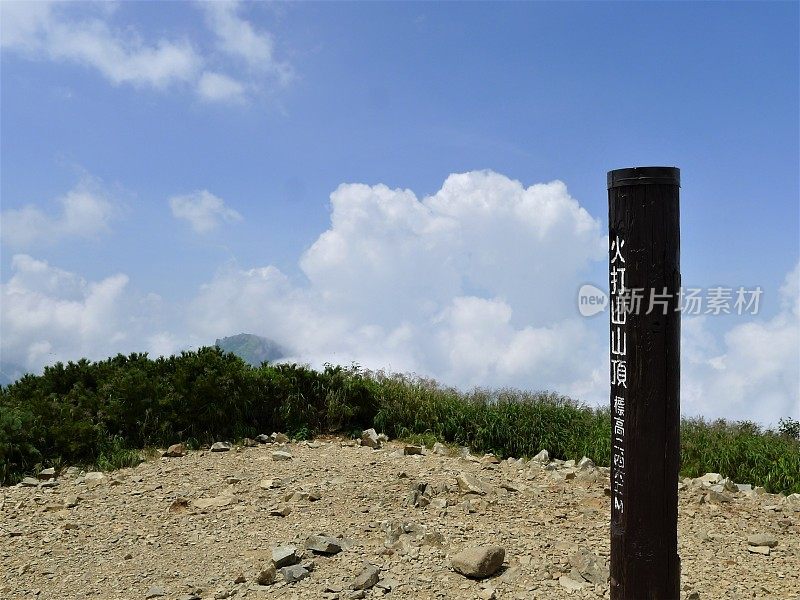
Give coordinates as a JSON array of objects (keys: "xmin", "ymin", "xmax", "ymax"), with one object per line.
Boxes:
[
  {"xmin": 0, "ymin": 362, "xmax": 28, "ymax": 387},
  {"xmin": 215, "ymin": 334, "xmax": 287, "ymax": 367}
]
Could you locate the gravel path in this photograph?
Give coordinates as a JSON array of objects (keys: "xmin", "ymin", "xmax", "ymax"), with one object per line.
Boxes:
[{"xmin": 1, "ymin": 436, "xmax": 798, "ymax": 599}]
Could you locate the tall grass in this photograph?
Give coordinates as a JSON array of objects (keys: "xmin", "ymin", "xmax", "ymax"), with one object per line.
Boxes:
[{"xmin": 1, "ymin": 348, "xmax": 798, "ymax": 493}]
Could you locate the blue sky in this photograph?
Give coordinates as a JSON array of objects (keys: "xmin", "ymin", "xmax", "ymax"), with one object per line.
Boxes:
[{"xmin": 1, "ymin": 1, "xmax": 798, "ymax": 424}]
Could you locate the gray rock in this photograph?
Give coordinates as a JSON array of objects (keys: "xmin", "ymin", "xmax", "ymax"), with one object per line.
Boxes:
[
  {"xmin": 747, "ymin": 545, "xmax": 770, "ymax": 556},
  {"xmin": 20, "ymin": 477, "xmax": 39, "ymax": 487},
  {"xmin": 256, "ymin": 564, "xmax": 277, "ymax": 585},
  {"xmin": 272, "ymin": 545, "xmax": 300, "ymax": 568},
  {"xmin": 404, "ymin": 445, "xmax": 424, "ymax": 455},
  {"xmin": 84, "ymin": 472, "xmax": 105, "ymax": 489},
  {"xmin": 559, "ymin": 575, "xmax": 586, "ymax": 591},
  {"xmin": 38, "ymin": 467, "xmax": 56, "ymax": 480},
  {"xmin": 569, "ymin": 547, "xmax": 608, "ymax": 585},
  {"xmin": 351, "ymin": 564, "xmax": 380, "ymax": 590},
  {"xmin": 280, "ymin": 565, "xmax": 309, "ymax": 583},
  {"xmin": 432, "ymin": 442, "xmax": 448, "ymax": 455},
  {"xmin": 145, "ymin": 586, "xmax": 166, "ymax": 598},
  {"xmin": 272, "ymin": 450, "xmax": 293, "ymax": 461},
  {"xmin": 456, "ymin": 472, "xmax": 488, "ymax": 495},
  {"xmin": 360, "ymin": 428, "xmax": 381, "ymax": 449},
  {"xmin": 272, "ymin": 432, "xmax": 290, "ymax": 444},
  {"xmin": 698, "ymin": 472, "xmax": 722, "ymax": 486},
  {"xmin": 747, "ymin": 533, "xmax": 778, "ymax": 548},
  {"xmin": 210, "ymin": 442, "xmax": 231, "ymax": 452},
  {"xmin": 532, "ymin": 450, "xmax": 549, "ymax": 463},
  {"xmin": 450, "ymin": 545, "xmax": 505, "ymax": 578},
  {"xmin": 162, "ymin": 443, "xmax": 186, "ymax": 457},
  {"xmin": 306, "ymin": 534, "xmax": 344, "ymax": 555},
  {"xmin": 736, "ymin": 483, "xmax": 753, "ymax": 493},
  {"xmin": 255, "ymin": 434, "xmax": 272, "ymax": 444},
  {"xmin": 577, "ymin": 456, "xmax": 595, "ymax": 471}
]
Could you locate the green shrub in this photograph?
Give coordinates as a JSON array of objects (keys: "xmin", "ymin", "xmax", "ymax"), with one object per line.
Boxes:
[{"xmin": 1, "ymin": 348, "xmax": 798, "ymax": 494}]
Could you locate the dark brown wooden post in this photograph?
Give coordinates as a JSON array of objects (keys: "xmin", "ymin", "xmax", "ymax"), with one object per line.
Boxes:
[{"xmin": 607, "ymin": 166, "xmax": 681, "ymax": 599}]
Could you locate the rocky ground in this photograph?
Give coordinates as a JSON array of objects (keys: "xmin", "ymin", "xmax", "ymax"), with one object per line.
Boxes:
[{"xmin": 1, "ymin": 433, "xmax": 799, "ymax": 600}]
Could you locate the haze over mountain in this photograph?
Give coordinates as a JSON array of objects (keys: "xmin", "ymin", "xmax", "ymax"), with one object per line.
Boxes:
[{"xmin": 215, "ymin": 334, "xmax": 287, "ymax": 367}]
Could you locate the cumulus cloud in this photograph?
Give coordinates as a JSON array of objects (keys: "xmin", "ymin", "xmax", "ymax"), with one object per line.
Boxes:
[
  {"xmin": 188, "ymin": 171, "xmax": 607, "ymax": 398},
  {"xmin": 0, "ymin": 255, "xmax": 184, "ymax": 372},
  {"xmin": 2, "ymin": 170, "xmax": 796, "ymax": 425},
  {"xmin": 1, "ymin": 179, "xmax": 118, "ymax": 248},
  {"xmin": 0, "ymin": 0, "xmax": 289, "ymax": 102},
  {"xmin": 682, "ymin": 262, "xmax": 800, "ymax": 424},
  {"xmin": 169, "ymin": 190, "xmax": 242, "ymax": 233}
]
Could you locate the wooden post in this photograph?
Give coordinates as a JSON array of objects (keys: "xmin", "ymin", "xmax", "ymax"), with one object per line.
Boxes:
[{"xmin": 607, "ymin": 166, "xmax": 681, "ymax": 599}]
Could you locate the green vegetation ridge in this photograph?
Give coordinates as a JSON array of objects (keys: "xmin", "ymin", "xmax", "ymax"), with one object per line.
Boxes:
[{"xmin": 1, "ymin": 347, "xmax": 798, "ymax": 493}]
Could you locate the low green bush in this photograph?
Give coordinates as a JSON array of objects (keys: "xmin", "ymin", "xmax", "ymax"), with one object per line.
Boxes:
[{"xmin": 1, "ymin": 348, "xmax": 798, "ymax": 494}]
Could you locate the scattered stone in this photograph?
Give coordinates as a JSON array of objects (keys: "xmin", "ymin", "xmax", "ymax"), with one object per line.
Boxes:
[
  {"xmin": 63, "ymin": 496, "xmax": 79, "ymax": 509},
  {"xmin": 272, "ymin": 545, "xmax": 300, "ymax": 568},
  {"xmin": 351, "ymin": 564, "xmax": 381, "ymax": 590},
  {"xmin": 698, "ymin": 472, "xmax": 722, "ymax": 486},
  {"xmin": 233, "ymin": 574, "xmax": 246, "ymax": 584},
  {"xmin": 456, "ymin": 472, "xmax": 488, "ymax": 496},
  {"xmin": 259, "ymin": 478, "xmax": 282, "ymax": 490},
  {"xmin": 210, "ymin": 442, "xmax": 231, "ymax": 452},
  {"xmin": 577, "ymin": 456, "xmax": 595, "ymax": 471},
  {"xmin": 306, "ymin": 534, "xmax": 344, "ymax": 555},
  {"xmin": 38, "ymin": 468, "xmax": 56, "ymax": 480},
  {"xmin": 404, "ymin": 445, "xmax": 424, "ymax": 456},
  {"xmin": 272, "ymin": 432, "xmax": 290, "ymax": 444},
  {"xmin": 748, "ymin": 545, "xmax": 770, "ymax": 556},
  {"xmin": 145, "ymin": 586, "xmax": 166, "ymax": 598},
  {"xmin": 272, "ymin": 451, "xmax": 293, "ymax": 461},
  {"xmin": 280, "ymin": 564, "xmax": 309, "ymax": 583},
  {"xmin": 558, "ymin": 575, "xmax": 586, "ymax": 591},
  {"xmin": 268, "ymin": 505, "xmax": 292, "ymax": 517},
  {"xmin": 20, "ymin": 477, "xmax": 39, "ymax": 487},
  {"xmin": 432, "ymin": 442, "xmax": 448, "ymax": 455},
  {"xmin": 162, "ymin": 443, "xmax": 186, "ymax": 458},
  {"xmin": 168, "ymin": 498, "xmax": 190, "ymax": 514},
  {"xmin": 747, "ymin": 533, "xmax": 778, "ymax": 548},
  {"xmin": 532, "ymin": 450, "xmax": 549, "ymax": 463},
  {"xmin": 360, "ymin": 428, "xmax": 381, "ymax": 449},
  {"xmin": 569, "ymin": 547, "xmax": 608, "ymax": 585},
  {"xmin": 255, "ymin": 434, "xmax": 272, "ymax": 444},
  {"xmin": 84, "ymin": 472, "xmax": 105, "ymax": 489},
  {"xmin": 256, "ymin": 564, "xmax": 277, "ymax": 585},
  {"xmin": 450, "ymin": 545, "xmax": 505, "ymax": 578},
  {"xmin": 192, "ymin": 495, "xmax": 234, "ymax": 509},
  {"xmin": 481, "ymin": 454, "xmax": 501, "ymax": 464}
]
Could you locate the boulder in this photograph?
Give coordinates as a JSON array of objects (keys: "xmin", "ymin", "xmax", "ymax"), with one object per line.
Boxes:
[
  {"xmin": 351, "ymin": 564, "xmax": 381, "ymax": 590},
  {"xmin": 747, "ymin": 533, "xmax": 778, "ymax": 548},
  {"xmin": 84, "ymin": 472, "xmax": 105, "ymax": 489},
  {"xmin": 360, "ymin": 429, "xmax": 381, "ymax": 449},
  {"xmin": 256, "ymin": 564, "xmax": 277, "ymax": 585},
  {"xmin": 306, "ymin": 534, "xmax": 344, "ymax": 555},
  {"xmin": 450, "ymin": 546, "xmax": 505, "ymax": 578},
  {"xmin": 272, "ymin": 432, "xmax": 290, "ymax": 444},
  {"xmin": 163, "ymin": 443, "xmax": 186, "ymax": 458},
  {"xmin": 280, "ymin": 565, "xmax": 309, "ymax": 583},
  {"xmin": 456, "ymin": 472, "xmax": 488, "ymax": 496},
  {"xmin": 532, "ymin": 450, "xmax": 549, "ymax": 463},
  {"xmin": 272, "ymin": 545, "xmax": 300, "ymax": 568},
  {"xmin": 210, "ymin": 442, "xmax": 231, "ymax": 452}
]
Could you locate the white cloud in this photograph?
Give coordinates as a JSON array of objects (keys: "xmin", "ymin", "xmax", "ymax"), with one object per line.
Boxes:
[
  {"xmin": 1, "ymin": 180, "xmax": 118, "ymax": 248},
  {"xmin": 2, "ymin": 170, "xmax": 796, "ymax": 426},
  {"xmin": 682, "ymin": 262, "xmax": 800, "ymax": 424},
  {"xmin": 0, "ymin": 1, "xmax": 290, "ymax": 102},
  {"xmin": 0, "ymin": 1, "xmax": 200, "ymax": 89},
  {"xmin": 188, "ymin": 171, "xmax": 606, "ymax": 398},
  {"xmin": 197, "ymin": 71, "xmax": 246, "ymax": 103},
  {"xmin": 169, "ymin": 190, "xmax": 242, "ymax": 233}
]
